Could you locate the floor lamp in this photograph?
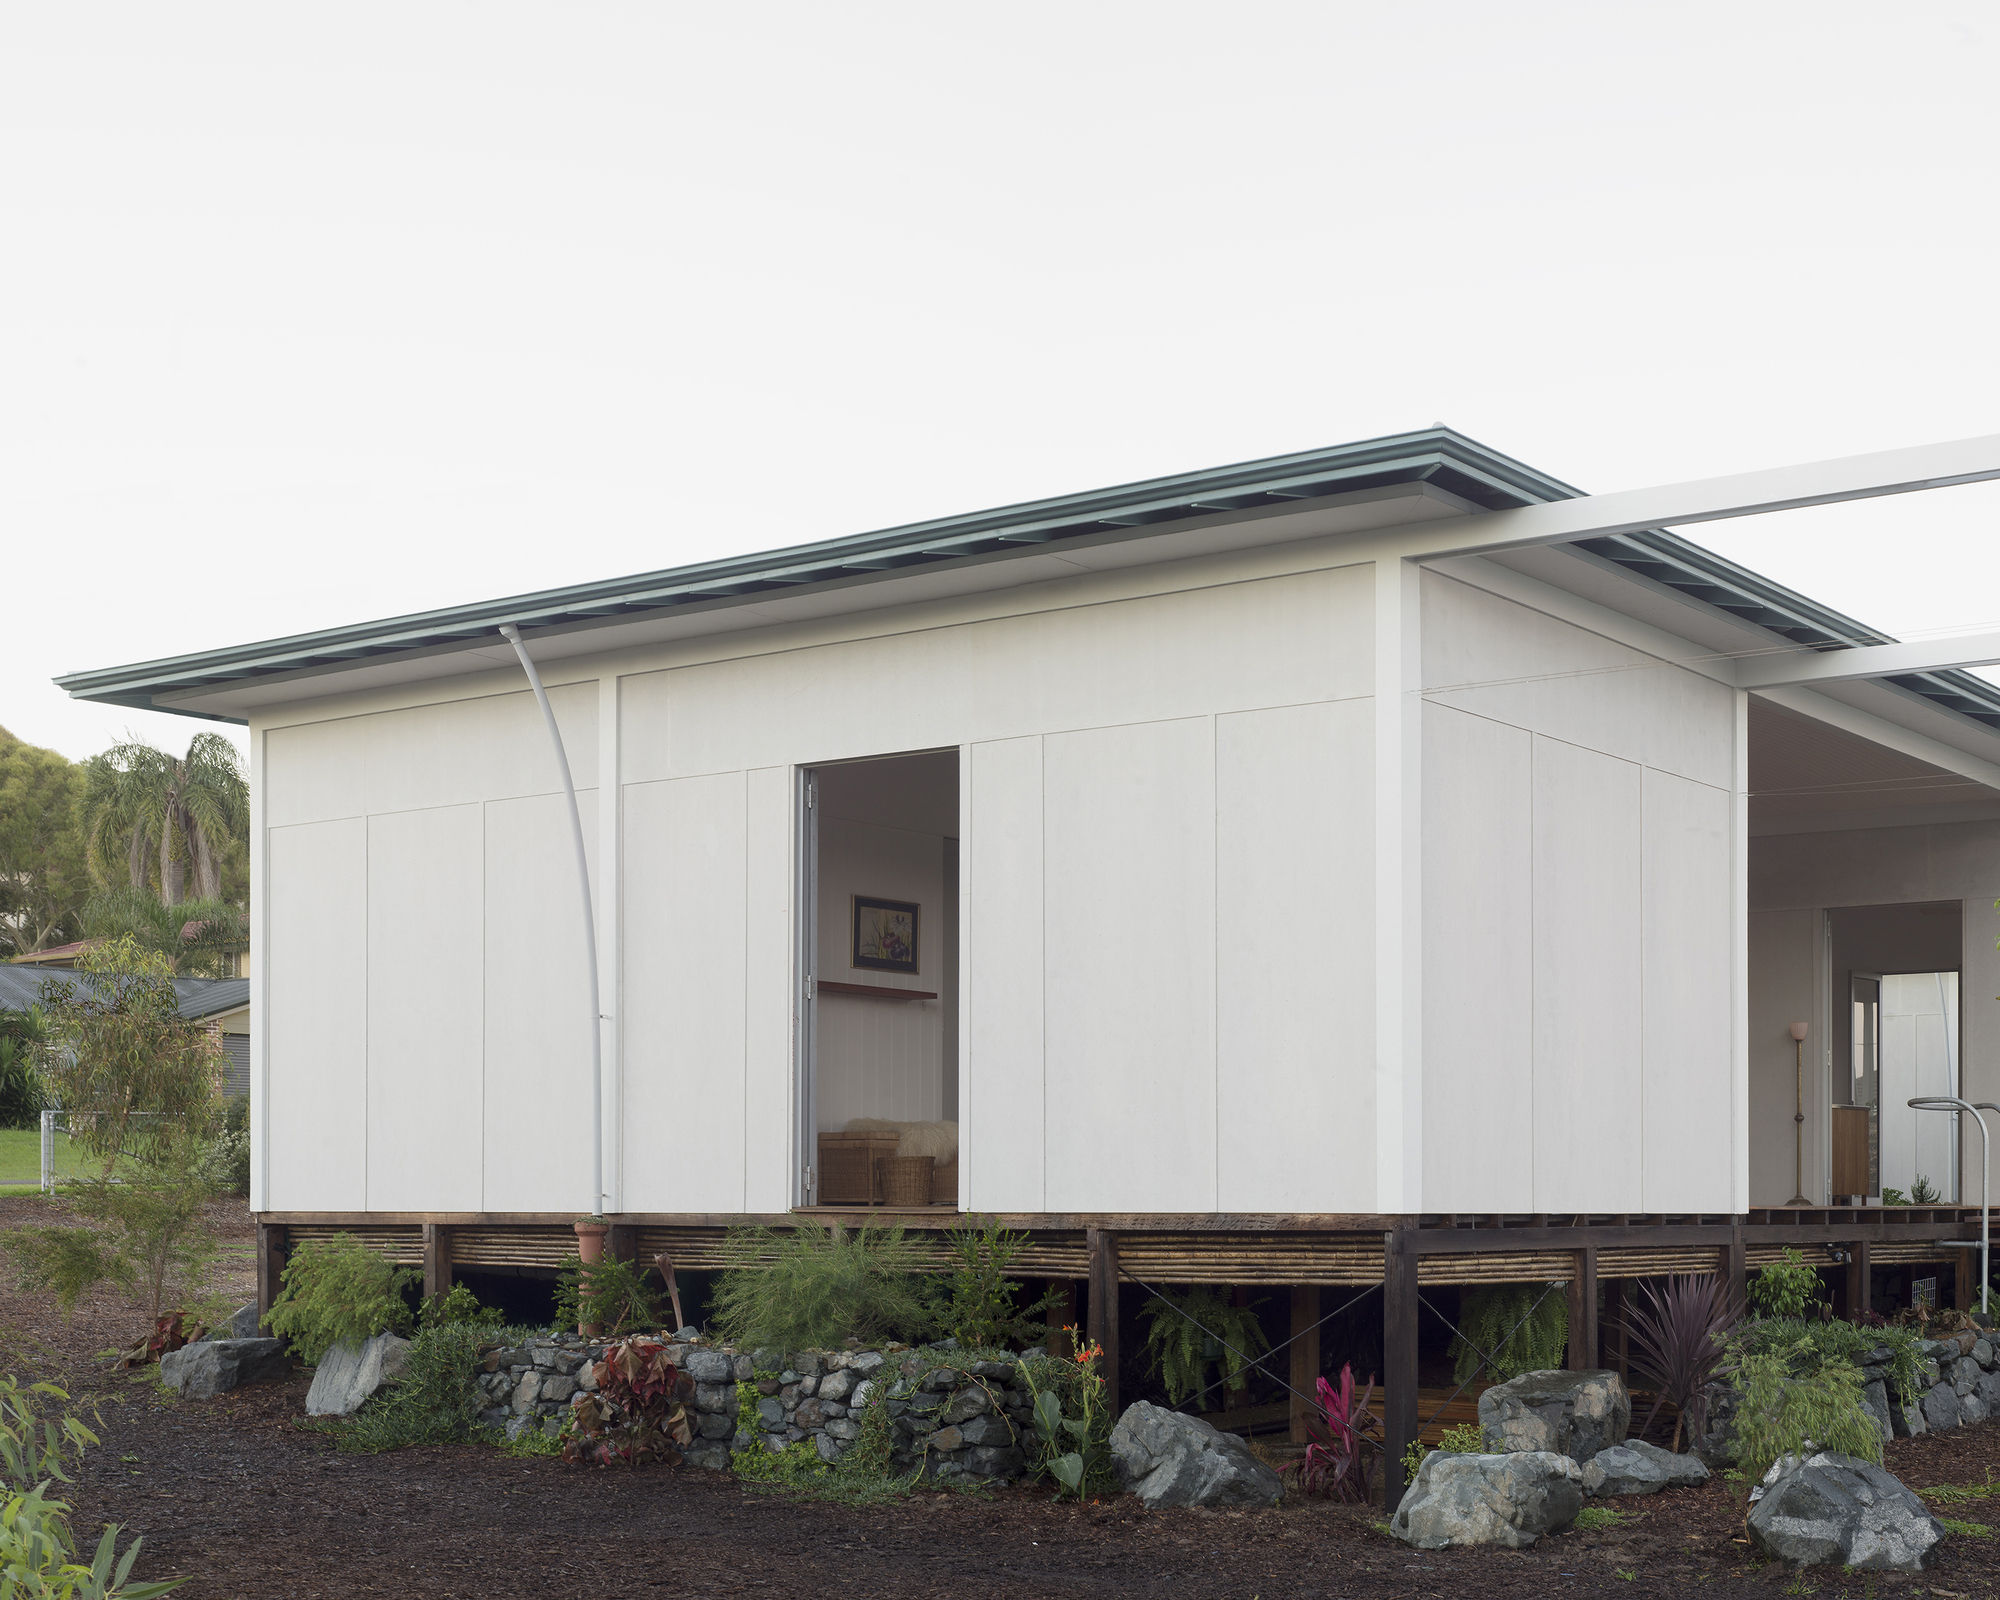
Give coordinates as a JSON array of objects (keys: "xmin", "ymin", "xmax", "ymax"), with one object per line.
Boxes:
[{"xmin": 1788, "ymin": 1021, "xmax": 1811, "ymax": 1206}]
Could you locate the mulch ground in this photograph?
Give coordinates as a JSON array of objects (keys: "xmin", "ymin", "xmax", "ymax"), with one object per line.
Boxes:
[{"xmin": 2, "ymin": 1198, "xmax": 1997, "ymax": 1598}]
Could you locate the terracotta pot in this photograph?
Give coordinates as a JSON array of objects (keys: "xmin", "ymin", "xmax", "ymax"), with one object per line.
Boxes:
[{"xmin": 574, "ymin": 1220, "xmax": 610, "ymax": 1336}]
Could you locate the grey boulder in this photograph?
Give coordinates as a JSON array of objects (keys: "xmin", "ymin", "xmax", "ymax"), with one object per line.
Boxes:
[
  {"xmin": 1391, "ymin": 1450, "xmax": 1583, "ymax": 1549},
  {"xmin": 1746, "ymin": 1451, "xmax": 1945, "ymax": 1572},
  {"xmin": 1581, "ymin": 1440, "xmax": 1710, "ymax": 1497},
  {"xmin": 197, "ymin": 1304, "xmax": 262, "ymax": 1342},
  {"xmin": 159, "ymin": 1337, "xmax": 287, "ymax": 1399},
  {"xmin": 305, "ymin": 1331, "xmax": 412, "ymax": 1417},
  {"xmin": 1108, "ymin": 1401, "xmax": 1283, "ymax": 1509},
  {"xmin": 1479, "ymin": 1369, "xmax": 1630, "ymax": 1464}
]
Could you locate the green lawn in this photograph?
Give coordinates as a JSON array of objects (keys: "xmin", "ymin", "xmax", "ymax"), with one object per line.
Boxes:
[{"xmin": 0, "ymin": 1126, "xmax": 120, "ymax": 1188}]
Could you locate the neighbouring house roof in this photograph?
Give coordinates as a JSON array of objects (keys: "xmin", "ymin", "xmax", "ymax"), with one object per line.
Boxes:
[
  {"xmin": 0, "ymin": 966, "xmax": 249, "ymax": 1024},
  {"xmin": 8, "ymin": 940, "xmax": 97, "ymax": 969},
  {"xmin": 52, "ymin": 426, "xmax": 2000, "ymax": 739}
]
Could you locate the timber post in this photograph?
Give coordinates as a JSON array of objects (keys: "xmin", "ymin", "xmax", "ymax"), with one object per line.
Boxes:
[
  {"xmin": 1289, "ymin": 1285, "xmax": 1321, "ymax": 1444},
  {"xmin": 1383, "ymin": 1226, "xmax": 1420, "ymax": 1512},
  {"xmin": 1046, "ymin": 1280, "xmax": 1076, "ymax": 1357},
  {"xmin": 1724, "ymin": 1227, "xmax": 1747, "ymax": 1312},
  {"xmin": 1846, "ymin": 1240, "xmax": 1872, "ymax": 1322},
  {"xmin": 1955, "ymin": 1246, "xmax": 1976, "ymax": 1312},
  {"xmin": 607, "ymin": 1224, "xmax": 638, "ymax": 1264},
  {"xmin": 421, "ymin": 1223, "xmax": 453, "ymax": 1304},
  {"xmin": 256, "ymin": 1221, "xmax": 287, "ymax": 1321},
  {"xmin": 1087, "ymin": 1227, "xmax": 1120, "ymax": 1416},
  {"xmin": 1608, "ymin": 1277, "xmax": 1628, "ymax": 1381},
  {"xmin": 1566, "ymin": 1248, "xmax": 1597, "ymax": 1371}
]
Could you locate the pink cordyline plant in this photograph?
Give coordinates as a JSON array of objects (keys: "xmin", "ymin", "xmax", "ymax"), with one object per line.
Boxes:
[
  {"xmin": 1281, "ymin": 1364, "xmax": 1380, "ymax": 1502},
  {"xmin": 1626, "ymin": 1273, "xmax": 1742, "ymax": 1453}
]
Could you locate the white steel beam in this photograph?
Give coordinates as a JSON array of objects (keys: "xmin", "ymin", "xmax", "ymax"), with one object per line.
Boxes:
[
  {"xmin": 1735, "ymin": 630, "xmax": 2000, "ymax": 691},
  {"xmin": 1400, "ymin": 433, "xmax": 2000, "ymax": 561}
]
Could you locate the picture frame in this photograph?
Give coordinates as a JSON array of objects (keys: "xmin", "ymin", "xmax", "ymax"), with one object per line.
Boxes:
[{"xmin": 851, "ymin": 894, "xmax": 920, "ymax": 975}]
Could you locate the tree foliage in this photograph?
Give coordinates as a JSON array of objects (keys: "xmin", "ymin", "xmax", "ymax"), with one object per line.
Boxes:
[
  {"xmin": 32, "ymin": 938, "xmax": 225, "ymax": 1173},
  {"xmin": 80, "ymin": 888, "xmax": 246, "ymax": 979},
  {"xmin": 78, "ymin": 735, "xmax": 246, "ymax": 908},
  {"xmin": 0, "ymin": 1006, "xmax": 51, "ymax": 1130},
  {"xmin": 0, "ymin": 727, "xmax": 90, "ymax": 959}
]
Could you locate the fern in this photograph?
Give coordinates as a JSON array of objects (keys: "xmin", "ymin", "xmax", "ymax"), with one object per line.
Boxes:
[
  {"xmin": 709, "ymin": 1221, "xmax": 934, "ymax": 1349},
  {"xmin": 1450, "ymin": 1284, "xmax": 1569, "ymax": 1385},
  {"xmin": 1136, "ymin": 1287, "xmax": 1270, "ymax": 1407},
  {"xmin": 264, "ymin": 1235, "xmax": 416, "ymax": 1364}
]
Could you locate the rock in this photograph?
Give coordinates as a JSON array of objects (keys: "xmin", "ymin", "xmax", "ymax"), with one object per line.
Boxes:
[
  {"xmin": 1390, "ymin": 1451, "xmax": 1584, "ymax": 1549},
  {"xmin": 957, "ymin": 1414, "xmax": 1016, "ymax": 1447},
  {"xmin": 1580, "ymin": 1440, "xmax": 1710, "ymax": 1497},
  {"xmin": 1978, "ymin": 1371, "xmax": 2000, "ymax": 1411},
  {"xmin": 1860, "ymin": 1380, "xmax": 1893, "ymax": 1445},
  {"xmin": 305, "ymin": 1333, "xmax": 412, "ymax": 1417},
  {"xmin": 966, "ymin": 1445, "xmax": 1025, "ymax": 1478},
  {"xmin": 941, "ymin": 1387, "xmax": 990, "ymax": 1423},
  {"xmin": 160, "ymin": 1338, "xmax": 287, "ymax": 1399},
  {"xmin": 815, "ymin": 1433, "xmax": 844, "ymax": 1463},
  {"xmin": 1109, "ymin": 1402, "xmax": 1284, "ymax": 1510},
  {"xmin": 1962, "ymin": 1391, "xmax": 1990, "ymax": 1425},
  {"xmin": 850, "ymin": 1379, "xmax": 876, "ymax": 1410},
  {"xmin": 512, "ymin": 1371, "xmax": 542, "ymax": 1412},
  {"xmin": 1890, "ymin": 1388, "xmax": 1929, "ymax": 1438},
  {"xmin": 540, "ymin": 1375, "xmax": 577, "ymax": 1405},
  {"xmin": 1921, "ymin": 1383, "xmax": 1962, "ymax": 1432},
  {"xmin": 796, "ymin": 1375, "xmax": 818, "ymax": 1397},
  {"xmin": 1746, "ymin": 1451, "xmax": 1945, "ymax": 1572},
  {"xmin": 1478, "ymin": 1370, "xmax": 1630, "ymax": 1465},
  {"xmin": 696, "ymin": 1412, "xmax": 735, "ymax": 1440},
  {"xmin": 1974, "ymin": 1338, "xmax": 1994, "ymax": 1368},
  {"xmin": 794, "ymin": 1399, "xmax": 826, "ymax": 1429},
  {"xmin": 733, "ymin": 1354, "xmax": 755, "ymax": 1381},
  {"xmin": 671, "ymin": 1325, "xmax": 700, "ymax": 1341},
  {"xmin": 684, "ymin": 1442, "xmax": 732, "ymax": 1472},
  {"xmin": 756, "ymin": 1396, "xmax": 785, "ymax": 1428},
  {"xmin": 920, "ymin": 1368, "xmax": 961, "ymax": 1393},
  {"xmin": 824, "ymin": 1418, "xmax": 861, "ymax": 1441},
  {"xmin": 1952, "ymin": 1356, "xmax": 1982, "ymax": 1397},
  {"xmin": 693, "ymin": 1383, "xmax": 737, "ymax": 1415},
  {"xmin": 750, "ymin": 1347, "xmax": 783, "ymax": 1371},
  {"xmin": 849, "ymin": 1351, "xmax": 885, "ymax": 1377},
  {"xmin": 790, "ymin": 1351, "xmax": 824, "ymax": 1377},
  {"xmin": 818, "ymin": 1368, "xmax": 857, "ymax": 1403},
  {"xmin": 684, "ymin": 1350, "xmax": 735, "ymax": 1386},
  {"xmin": 196, "ymin": 1304, "xmax": 262, "ymax": 1342},
  {"xmin": 970, "ymin": 1360, "xmax": 1016, "ymax": 1380},
  {"xmin": 926, "ymin": 1425, "xmax": 965, "ymax": 1451}
]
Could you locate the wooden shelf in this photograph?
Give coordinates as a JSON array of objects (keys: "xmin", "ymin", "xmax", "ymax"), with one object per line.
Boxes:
[{"xmin": 818, "ymin": 979, "xmax": 938, "ymax": 1001}]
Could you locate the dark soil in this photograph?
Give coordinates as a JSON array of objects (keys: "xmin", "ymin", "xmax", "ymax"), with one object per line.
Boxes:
[{"xmin": 4, "ymin": 1198, "xmax": 1998, "ymax": 1598}]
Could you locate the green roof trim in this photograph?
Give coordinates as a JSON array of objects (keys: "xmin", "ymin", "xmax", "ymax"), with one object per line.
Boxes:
[{"xmin": 54, "ymin": 425, "xmax": 2000, "ymax": 737}]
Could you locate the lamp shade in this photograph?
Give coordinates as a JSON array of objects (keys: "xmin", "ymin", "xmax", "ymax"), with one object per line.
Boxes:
[{"xmin": 1790, "ymin": 1021, "xmax": 1810, "ymax": 1041}]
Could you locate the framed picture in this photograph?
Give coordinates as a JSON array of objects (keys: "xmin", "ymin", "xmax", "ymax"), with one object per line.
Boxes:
[{"xmin": 851, "ymin": 895, "xmax": 920, "ymax": 975}]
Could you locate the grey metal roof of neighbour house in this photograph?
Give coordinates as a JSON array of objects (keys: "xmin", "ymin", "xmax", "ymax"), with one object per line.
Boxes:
[
  {"xmin": 0, "ymin": 967, "xmax": 248, "ymax": 1024},
  {"xmin": 52, "ymin": 425, "xmax": 2000, "ymax": 739}
]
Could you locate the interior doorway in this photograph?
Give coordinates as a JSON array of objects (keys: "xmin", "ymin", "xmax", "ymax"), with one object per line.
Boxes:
[
  {"xmin": 797, "ymin": 749, "xmax": 959, "ymax": 1208},
  {"xmin": 1828, "ymin": 903, "xmax": 1962, "ymax": 1203}
]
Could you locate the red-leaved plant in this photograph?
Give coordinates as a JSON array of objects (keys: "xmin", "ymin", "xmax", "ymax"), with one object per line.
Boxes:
[
  {"xmin": 1626, "ymin": 1273, "xmax": 1741, "ymax": 1452},
  {"xmin": 1281, "ymin": 1364, "xmax": 1381, "ymax": 1502},
  {"xmin": 562, "ymin": 1336, "xmax": 696, "ymax": 1468}
]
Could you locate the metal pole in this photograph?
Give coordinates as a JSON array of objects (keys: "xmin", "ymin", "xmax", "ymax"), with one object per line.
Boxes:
[
  {"xmin": 1910, "ymin": 1097, "xmax": 1988, "ymax": 1316},
  {"xmin": 499, "ymin": 624, "xmax": 604, "ymax": 1219}
]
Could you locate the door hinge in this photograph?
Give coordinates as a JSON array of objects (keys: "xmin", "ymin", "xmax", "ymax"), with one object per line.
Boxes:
[
  {"xmin": 805, "ymin": 974, "xmax": 816, "ymax": 1000},
  {"xmin": 803, "ymin": 1165, "xmax": 814, "ymax": 1197},
  {"xmin": 806, "ymin": 780, "xmax": 815, "ymax": 808}
]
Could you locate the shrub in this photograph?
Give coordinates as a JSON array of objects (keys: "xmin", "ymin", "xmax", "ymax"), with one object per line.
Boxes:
[
  {"xmin": 264, "ymin": 1236, "xmax": 416, "ymax": 1364},
  {"xmin": 1723, "ymin": 1327, "xmax": 1881, "ymax": 1483},
  {"xmin": 553, "ymin": 1255, "xmax": 663, "ymax": 1338},
  {"xmin": 708, "ymin": 1222, "xmax": 934, "ymax": 1349},
  {"xmin": 1748, "ymin": 1248, "xmax": 1824, "ymax": 1320},
  {"xmin": 1449, "ymin": 1283, "xmax": 1568, "ymax": 1386},
  {"xmin": 928, "ymin": 1216, "xmax": 1058, "ymax": 1350},
  {"xmin": 1021, "ymin": 1337, "xmax": 1115, "ymax": 1500},
  {"xmin": 1734, "ymin": 1317, "xmax": 1925, "ymax": 1404},
  {"xmin": 6, "ymin": 1139, "xmax": 224, "ymax": 1322},
  {"xmin": 1283, "ymin": 1364, "xmax": 1380, "ymax": 1502},
  {"xmin": 418, "ymin": 1282, "xmax": 504, "ymax": 1333},
  {"xmin": 1627, "ymin": 1273, "xmax": 1740, "ymax": 1451},
  {"xmin": 0, "ymin": 1373, "xmax": 180, "ymax": 1597},
  {"xmin": 338, "ymin": 1324, "xmax": 494, "ymax": 1454},
  {"xmin": 1136, "ymin": 1286, "xmax": 1271, "ymax": 1407},
  {"xmin": 197, "ymin": 1096, "xmax": 250, "ymax": 1199},
  {"xmin": 0, "ymin": 1007, "xmax": 50, "ymax": 1131},
  {"xmin": 1910, "ymin": 1175, "xmax": 1942, "ymax": 1205},
  {"xmin": 564, "ymin": 1338, "xmax": 695, "ymax": 1467}
]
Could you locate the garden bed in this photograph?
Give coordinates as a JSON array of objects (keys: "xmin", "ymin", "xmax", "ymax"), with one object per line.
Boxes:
[{"xmin": 3, "ymin": 1197, "xmax": 2000, "ymax": 1596}]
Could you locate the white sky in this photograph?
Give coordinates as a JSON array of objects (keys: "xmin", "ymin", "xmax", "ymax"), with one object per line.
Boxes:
[{"xmin": 6, "ymin": 1, "xmax": 1999, "ymax": 763}]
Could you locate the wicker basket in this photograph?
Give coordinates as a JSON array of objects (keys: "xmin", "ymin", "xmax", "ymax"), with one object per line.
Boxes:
[
  {"xmin": 817, "ymin": 1132, "xmax": 899, "ymax": 1203},
  {"xmin": 880, "ymin": 1154, "xmax": 935, "ymax": 1208}
]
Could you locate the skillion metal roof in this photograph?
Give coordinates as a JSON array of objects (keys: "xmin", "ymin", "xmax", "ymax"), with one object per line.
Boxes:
[
  {"xmin": 0, "ymin": 967, "xmax": 248, "ymax": 1022},
  {"xmin": 54, "ymin": 426, "xmax": 2000, "ymax": 736}
]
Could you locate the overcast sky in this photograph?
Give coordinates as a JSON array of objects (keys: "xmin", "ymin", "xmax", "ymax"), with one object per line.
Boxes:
[{"xmin": 6, "ymin": 2, "xmax": 1999, "ymax": 763}]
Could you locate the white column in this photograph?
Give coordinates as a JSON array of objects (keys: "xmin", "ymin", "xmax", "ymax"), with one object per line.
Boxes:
[
  {"xmin": 249, "ymin": 724, "xmax": 269, "ymax": 1213},
  {"xmin": 1730, "ymin": 687, "xmax": 1751, "ymax": 1213},
  {"xmin": 1374, "ymin": 557, "xmax": 1423, "ymax": 1214},
  {"xmin": 597, "ymin": 675, "xmax": 623, "ymax": 1214}
]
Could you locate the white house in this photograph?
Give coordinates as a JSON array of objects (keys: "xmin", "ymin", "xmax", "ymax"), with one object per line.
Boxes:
[{"xmin": 61, "ymin": 426, "xmax": 2000, "ymax": 1477}]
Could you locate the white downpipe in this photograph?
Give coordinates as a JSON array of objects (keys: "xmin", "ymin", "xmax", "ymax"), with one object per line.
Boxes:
[
  {"xmin": 1910, "ymin": 1096, "xmax": 1987, "ymax": 1317},
  {"xmin": 499, "ymin": 624, "xmax": 603, "ymax": 1219}
]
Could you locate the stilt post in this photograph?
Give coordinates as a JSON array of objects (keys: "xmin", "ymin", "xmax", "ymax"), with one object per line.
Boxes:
[
  {"xmin": 421, "ymin": 1223, "xmax": 452, "ymax": 1304},
  {"xmin": 1087, "ymin": 1227, "xmax": 1120, "ymax": 1417},
  {"xmin": 1567, "ymin": 1248, "xmax": 1597, "ymax": 1371},
  {"xmin": 1383, "ymin": 1227, "xmax": 1420, "ymax": 1512},
  {"xmin": 1289, "ymin": 1285, "xmax": 1322, "ymax": 1444},
  {"xmin": 256, "ymin": 1221, "xmax": 287, "ymax": 1322},
  {"xmin": 1847, "ymin": 1240, "xmax": 1872, "ymax": 1322},
  {"xmin": 1723, "ymin": 1228, "xmax": 1747, "ymax": 1313}
]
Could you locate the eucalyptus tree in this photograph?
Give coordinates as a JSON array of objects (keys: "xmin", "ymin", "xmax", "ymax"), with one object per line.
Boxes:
[{"xmin": 80, "ymin": 733, "xmax": 247, "ymax": 906}]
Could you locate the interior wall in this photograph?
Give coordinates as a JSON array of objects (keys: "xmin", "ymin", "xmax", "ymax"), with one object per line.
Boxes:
[
  {"xmin": 1752, "ymin": 815, "xmax": 2000, "ymax": 1206},
  {"xmin": 1419, "ymin": 572, "xmax": 1736, "ymax": 1213}
]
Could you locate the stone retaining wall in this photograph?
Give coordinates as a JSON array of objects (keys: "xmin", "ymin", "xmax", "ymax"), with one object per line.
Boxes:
[{"xmin": 473, "ymin": 1333, "xmax": 1042, "ymax": 1482}]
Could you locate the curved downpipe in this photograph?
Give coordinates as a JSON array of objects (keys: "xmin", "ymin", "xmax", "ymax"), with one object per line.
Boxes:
[{"xmin": 499, "ymin": 624, "xmax": 603, "ymax": 1219}]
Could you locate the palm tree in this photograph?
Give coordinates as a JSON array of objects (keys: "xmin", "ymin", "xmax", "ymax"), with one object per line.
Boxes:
[
  {"xmin": 79, "ymin": 734, "xmax": 247, "ymax": 906},
  {"xmin": 82, "ymin": 886, "xmax": 247, "ymax": 978}
]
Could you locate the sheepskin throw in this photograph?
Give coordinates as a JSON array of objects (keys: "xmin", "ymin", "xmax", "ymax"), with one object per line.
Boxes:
[{"xmin": 844, "ymin": 1117, "xmax": 959, "ymax": 1160}]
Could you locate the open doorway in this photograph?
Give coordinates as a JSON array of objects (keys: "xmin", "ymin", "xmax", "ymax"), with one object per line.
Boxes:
[
  {"xmin": 1828, "ymin": 903, "xmax": 1962, "ymax": 1203},
  {"xmin": 799, "ymin": 749, "xmax": 959, "ymax": 1208}
]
